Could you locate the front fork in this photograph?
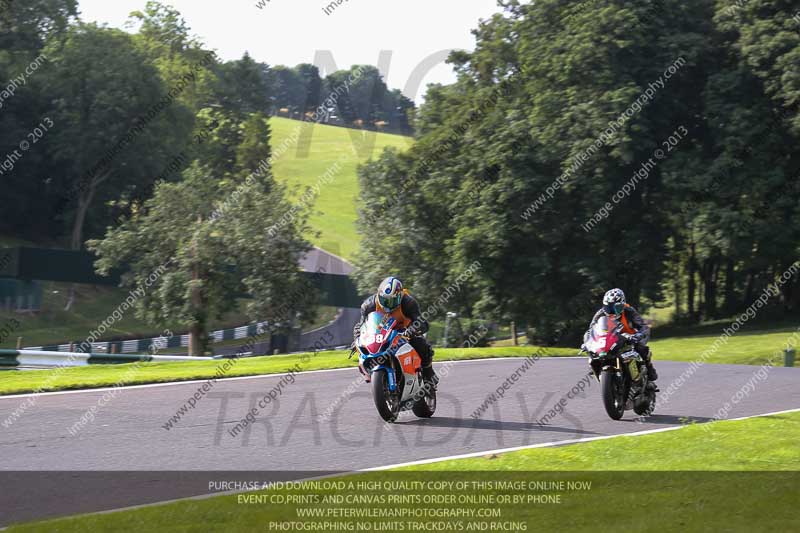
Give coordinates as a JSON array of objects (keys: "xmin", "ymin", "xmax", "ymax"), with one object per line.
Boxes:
[
  {"xmin": 367, "ymin": 356, "xmax": 401, "ymax": 392},
  {"xmin": 592, "ymin": 358, "xmax": 631, "ymax": 396}
]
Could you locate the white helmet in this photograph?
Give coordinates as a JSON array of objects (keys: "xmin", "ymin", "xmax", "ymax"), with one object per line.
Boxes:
[
  {"xmin": 377, "ymin": 277, "xmax": 404, "ymax": 311},
  {"xmin": 602, "ymin": 288, "xmax": 626, "ymax": 316}
]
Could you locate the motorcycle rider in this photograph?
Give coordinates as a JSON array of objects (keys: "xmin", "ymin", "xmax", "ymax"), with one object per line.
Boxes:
[
  {"xmin": 353, "ymin": 276, "xmax": 437, "ymax": 384},
  {"xmin": 583, "ymin": 288, "xmax": 658, "ymax": 381}
]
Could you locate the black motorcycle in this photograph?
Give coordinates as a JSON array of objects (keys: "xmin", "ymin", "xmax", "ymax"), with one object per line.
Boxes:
[{"xmin": 582, "ymin": 315, "xmax": 657, "ymax": 420}]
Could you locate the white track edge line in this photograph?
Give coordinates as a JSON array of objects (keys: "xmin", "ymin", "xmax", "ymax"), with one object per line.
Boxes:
[
  {"xmin": 0, "ymin": 356, "xmax": 581, "ymax": 400},
  {"xmin": 362, "ymin": 407, "xmax": 800, "ymax": 471},
  {"xmin": 5, "ymin": 406, "xmax": 798, "ymax": 528}
]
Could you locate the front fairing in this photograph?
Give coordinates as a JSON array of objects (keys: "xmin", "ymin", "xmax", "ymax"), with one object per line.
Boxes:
[
  {"xmin": 357, "ymin": 311, "xmax": 402, "ymax": 361},
  {"xmin": 357, "ymin": 311, "xmax": 406, "ymax": 392},
  {"xmin": 585, "ymin": 316, "xmax": 621, "ymax": 357}
]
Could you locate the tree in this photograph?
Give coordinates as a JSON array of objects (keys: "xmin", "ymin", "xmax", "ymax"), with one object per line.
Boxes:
[
  {"xmin": 355, "ymin": 0, "xmax": 800, "ymax": 340},
  {"xmin": 296, "ymin": 63, "xmax": 322, "ymax": 114},
  {"xmin": 216, "ymin": 52, "xmax": 271, "ymax": 116},
  {"xmin": 716, "ymin": 0, "xmax": 800, "ymax": 136},
  {"xmin": 129, "ymin": 2, "xmax": 218, "ymax": 113},
  {"xmin": 0, "ymin": 0, "xmax": 77, "ymax": 51},
  {"xmin": 88, "ymin": 119, "xmax": 312, "ymax": 355},
  {"xmin": 0, "ymin": 0, "xmax": 78, "ymax": 240},
  {"xmin": 42, "ymin": 23, "xmax": 194, "ymax": 252},
  {"xmin": 272, "ymin": 66, "xmax": 306, "ymax": 115}
]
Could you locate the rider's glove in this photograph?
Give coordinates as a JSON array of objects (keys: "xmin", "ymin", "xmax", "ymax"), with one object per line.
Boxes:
[{"xmin": 624, "ymin": 333, "xmax": 642, "ymax": 344}]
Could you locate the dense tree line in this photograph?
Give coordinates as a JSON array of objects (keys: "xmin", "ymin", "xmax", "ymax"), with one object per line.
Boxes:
[
  {"xmin": 1, "ymin": 1, "xmax": 327, "ymax": 351},
  {"xmin": 269, "ymin": 62, "xmax": 414, "ymax": 134},
  {"xmin": 0, "ymin": 0, "xmax": 413, "ymax": 249},
  {"xmin": 354, "ymin": 0, "xmax": 800, "ymax": 341}
]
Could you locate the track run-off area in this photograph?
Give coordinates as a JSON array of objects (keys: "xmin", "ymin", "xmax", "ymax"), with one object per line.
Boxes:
[{"xmin": 1, "ymin": 357, "xmax": 798, "ymax": 526}]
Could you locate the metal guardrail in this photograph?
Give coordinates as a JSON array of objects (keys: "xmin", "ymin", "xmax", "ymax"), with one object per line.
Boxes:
[
  {"xmin": 0, "ymin": 349, "xmax": 213, "ymax": 368},
  {"xmin": 24, "ymin": 322, "xmax": 271, "ymax": 354}
]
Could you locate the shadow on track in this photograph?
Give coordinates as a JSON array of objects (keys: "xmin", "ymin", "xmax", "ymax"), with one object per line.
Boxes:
[
  {"xmin": 399, "ymin": 416, "xmax": 599, "ymax": 435},
  {"xmin": 621, "ymin": 414, "xmax": 715, "ymax": 425}
]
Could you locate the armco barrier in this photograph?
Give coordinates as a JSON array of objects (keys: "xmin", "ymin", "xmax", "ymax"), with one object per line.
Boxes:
[
  {"xmin": 26, "ymin": 322, "xmax": 270, "ymax": 354},
  {"xmin": 0, "ymin": 349, "xmax": 212, "ymax": 368}
]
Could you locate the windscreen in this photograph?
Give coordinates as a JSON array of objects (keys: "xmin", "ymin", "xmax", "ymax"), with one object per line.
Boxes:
[
  {"xmin": 359, "ymin": 311, "xmax": 392, "ymax": 354},
  {"xmin": 593, "ymin": 315, "xmax": 611, "ymax": 336}
]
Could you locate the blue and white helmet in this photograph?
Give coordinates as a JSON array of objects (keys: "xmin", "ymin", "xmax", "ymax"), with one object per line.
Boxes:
[
  {"xmin": 602, "ymin": 288, "xmax": 626, "ymax": 316},
  {"xmin": 377, "ymin": 277, "xmax": 404, "ymax": 311}
]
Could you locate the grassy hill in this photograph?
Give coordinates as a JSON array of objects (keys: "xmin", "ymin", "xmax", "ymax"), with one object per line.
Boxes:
[
  {"xmin": 0, "ymin": 121, "xmax": 408, "ymax": 348},
  {"xmin": 269, "ymin": 117, "xmax": 412, "ymax": 261}
]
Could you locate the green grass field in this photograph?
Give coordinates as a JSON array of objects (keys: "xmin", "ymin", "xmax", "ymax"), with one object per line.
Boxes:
[
  {"xmin": 0, "ymin": 346, "xmax": 570, "ymax": 396},
  {"xmin": 650, "ymin": 325, "xmax": 799, "ymax": 366},
  {"xmin": 2, "ymin": 320, "xmax": 797, "ymax": 396},
  {"xmin": 269, "ymin": 117, "xmax": 412, "ymax": 260},
  {"xmin": 411, "ymin": 410, "xmax": 800, "ymax": 472},
  {"xmin": 8, "ymin": 411, "xmax": 798, "ymax": 532},
  {"xmin": 490, "ymin": 323, "xmax": 798, "ymax": 367}
]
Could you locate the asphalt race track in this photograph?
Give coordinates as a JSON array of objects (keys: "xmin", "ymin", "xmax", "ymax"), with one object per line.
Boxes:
[{"xmin": 1, "ymin": 358, "xmax": 798, "ymax": 527}]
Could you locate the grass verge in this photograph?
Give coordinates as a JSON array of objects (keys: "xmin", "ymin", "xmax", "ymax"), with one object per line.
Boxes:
[
  {"xmin": 649, "ymin": 325, "xmax": 799, "ymax": 366},
  {"xmin": 0, "ymin": 346, "xmax": 572, "ymax": 396},
  {"xmin": 8, "ymin": 411, "xmax": 798, "ymax": 532},
  {"xmin": 4, "ymin": 321, "xmax": 798, "ymax": 396},
  {"xmin": 488, "ymin": 326, "xmax": 798, "ymax": 367}
]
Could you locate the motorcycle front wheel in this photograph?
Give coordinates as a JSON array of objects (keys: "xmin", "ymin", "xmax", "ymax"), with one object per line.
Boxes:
[
  {"xmin": 372, "ymin": 369, "xmax": 400, "ymax": 423},
  {"xmin": 600, "ymin": 370, "xmax": 626, "ymax": 420}
]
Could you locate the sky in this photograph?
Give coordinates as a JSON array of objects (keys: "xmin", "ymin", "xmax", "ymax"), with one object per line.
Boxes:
[{"xmin": 76, "ymin": 0, "xmax": 504, "ymax": 103}]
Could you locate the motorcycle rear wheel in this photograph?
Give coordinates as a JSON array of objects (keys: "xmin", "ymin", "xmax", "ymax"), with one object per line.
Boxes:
[
  {"xmin": 600, "ymin": 370, "xmax": 625, "ymax": 420},
  {"xmin": 372, "ymin": 369, "xmax": 400, "ymax": 422},
  {"xmin": 634, "ymin": 388, "xmax": 656, "ymax": 416}
]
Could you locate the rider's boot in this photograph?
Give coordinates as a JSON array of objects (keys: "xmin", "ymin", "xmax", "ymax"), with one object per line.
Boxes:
[
  {"xmin": 644, "ymin": 354, "xmax": 658, "ymax": 381},
  {"xmin": 422, "ymin": 364, "xmax": 438, "ymax": 388}
]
